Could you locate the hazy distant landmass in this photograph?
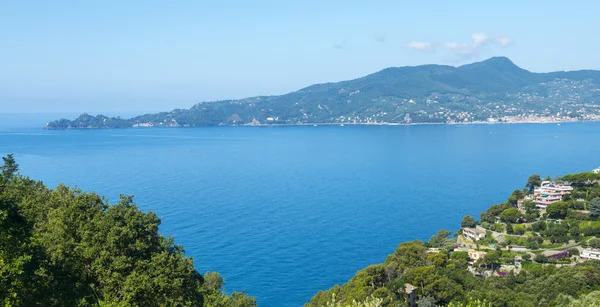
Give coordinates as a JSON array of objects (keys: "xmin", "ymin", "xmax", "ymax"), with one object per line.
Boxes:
[{"xmin": 45, "ymin": 57, "xmax": 600, "ymax": 129}]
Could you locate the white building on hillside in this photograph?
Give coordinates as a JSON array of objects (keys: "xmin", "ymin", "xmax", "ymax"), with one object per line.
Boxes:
[
  {"xmin": 534, "ymin": 181, "xmax": 573, "ymax": 208},
  {"xmin": 463, "ymin": 227, "xmax": 486, "ymax": 241},
  {"xmin": 467, "ymin": 250, "xmax": 487, "ymax": 265},
  {"xmin": 581, "ymin": 249, "xmax": 600, "ymax": 260}
]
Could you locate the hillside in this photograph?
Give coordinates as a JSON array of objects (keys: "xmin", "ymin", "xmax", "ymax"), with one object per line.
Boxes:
[
  {"xmin": 306, "ymin": 171, "xmax": 600, "ymax": 307},
  {"xmin": 45, "ymin": 57, "xmax": 600, "ymax": 129}
]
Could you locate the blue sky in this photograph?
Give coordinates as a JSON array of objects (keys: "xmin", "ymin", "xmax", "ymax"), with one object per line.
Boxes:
[{"xmin": 1, "ymin": 0, "xmax": 599, "ymax": 113}]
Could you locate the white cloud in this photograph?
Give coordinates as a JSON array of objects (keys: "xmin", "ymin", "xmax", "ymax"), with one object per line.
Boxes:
[
  {"xmin": 444, "ymin": 42, "xmax": 475, "ymax": 55},
  {"xmin": 471, "ymin": 33, "xmax": 488, "ymax": 47},
  {"xmin": 443, "ymin": 32, "xmax": 513, "ymax": 59},
  {"xmin": 496, "ymin": 35, "xmax": 513, "ymax": 47},
  {"xmin": 405, "ymin": 41, "xmax": 434, "ymax": 51}
]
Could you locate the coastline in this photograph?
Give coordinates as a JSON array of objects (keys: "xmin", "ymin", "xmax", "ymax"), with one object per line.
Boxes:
[{"xmin": 44, "ymin": 118, "xmax": 600, "ymax": 130}]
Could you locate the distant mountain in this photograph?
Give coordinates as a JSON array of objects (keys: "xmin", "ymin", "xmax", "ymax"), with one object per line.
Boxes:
[{"xmin": 45, "ymin": 57, "xmax": 600, "ymax": 129}]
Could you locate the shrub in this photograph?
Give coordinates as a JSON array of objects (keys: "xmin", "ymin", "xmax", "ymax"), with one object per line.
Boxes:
[
  {"xmin": 534, "ymin": 254, "xmax": 548, "ymax": 263},
  {"xmin": 568, "ymin": 248, "xmax": 580, "ymax": 256}
]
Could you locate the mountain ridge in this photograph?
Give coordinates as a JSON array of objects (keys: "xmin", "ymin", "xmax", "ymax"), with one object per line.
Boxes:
[{"xmin": 45, "ymin": 57, "xmax": 600, "ymax": 129}]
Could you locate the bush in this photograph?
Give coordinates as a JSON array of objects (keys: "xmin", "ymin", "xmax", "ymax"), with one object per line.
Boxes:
[
  {"xmin": 568, "ymin": 248, "xmax": 580, "ymax": 256},
  {"xmin": 514, "ymin": 225, "xmax": 527, "ymax": 235},
  {"xmin": 532, "ymin": 221, "xmax": 547, "ymax": 232},
  {"xmin": 582, "ymin": 225, "xmax": 600, "ymax": 237},
  {"xmin": 525, "ymin": 238, "xmax": 539, "ymax": 250},
  {"xmin": 570, "ymin": 201, "xmax": 585, "ymax": 210},
  {"xmin": 589, "ymin": 238, "xmax": 600, "ymax": 248},
  {"xmin": 499, "ymin": 208, "xmax": 522, "ymax": 223},
  {"xmin": 506, "ymin": 223, "xmax": 514, "ymax": 234},
  {"xmin": 534, "ymin": 254, "xmax": 548, "ymax": 263},
  {"xmin": 450, "ymin": 251, "xmax": 469, "ymax": 261}
]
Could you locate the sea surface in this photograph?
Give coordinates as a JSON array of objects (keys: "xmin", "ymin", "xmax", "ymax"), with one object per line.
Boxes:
[{"xmin": 2, "ymin": 116, "xmax": 600, "ymax": 306}]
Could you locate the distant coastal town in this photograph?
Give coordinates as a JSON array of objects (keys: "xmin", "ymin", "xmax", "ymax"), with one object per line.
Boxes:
[{"xmin": 43, "ymin": 57, "xmax": 600, "ymax": 130}]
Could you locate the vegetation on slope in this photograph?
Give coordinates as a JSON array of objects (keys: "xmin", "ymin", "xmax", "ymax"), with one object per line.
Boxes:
[
  {"xmin": 45, "ymin": 57, "xmax": 600, "ymax": 129},
  {"xmin": 0, "ymin": 154, "xmax": 255, "ymax": 307},
  {"xmin": 307, "ymin": 171, "xmax": 600, "ymax": 307}
]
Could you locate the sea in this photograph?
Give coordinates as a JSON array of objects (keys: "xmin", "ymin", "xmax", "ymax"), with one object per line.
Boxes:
[{"xmin": 1, "ymin": 114, "xmax": 600, "ymax": 306}]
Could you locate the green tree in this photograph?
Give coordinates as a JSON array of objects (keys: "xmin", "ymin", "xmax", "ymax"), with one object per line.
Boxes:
[
  {"xmin": 0, "ymin": 155, "xmax": 255, "ymax": 307},
  {"xmin": 569, "ymin": 221, "xmax": 581, "ymax": 238},
  {"xmin": 323, "ymin": 294, "xmax": 384, "ymax": 307},
  {"xmin": 568, "ymin": 248, "xmax": 580, "ymax": 256},
  {"xmin": 546, "ymin": 202, "xmax": 569, "ymax": 219},
  {"xmin": 508, "ymin": 190, "xmax": 524, "ymax": 205},
  {"xmin": 482, "ymin": 252, "xmax": 500, "ymax": 271},
  {"xmin": 506, "ymin": 223, "xmax": 514, "ymax": 234},
  {"xmin": 534, "ymin": 254, "xmax": 548, "ymax": 263},
  {"xmin": 526, "ymin": 174, "xmax": 542, "ymax": 193},
  {"xmin": 499, "ymin": 208, "xmax": 521, "ymax": 223},
  {"xmin": 480, "ymin": 212, "xmax": 494, "ymax": 224},
  {"xmin": 416, "ymin": 294, "xmax": 436, "ymax": 307},
  {"xmin": 522, "ymin": 200, "xmax": 537, "ymax": 212},
  {"xmin": 514, "ymin": 225, "xmax": 527, "ymax": 235},
  {"xmin": 565, "ymin": 290, "xmax": 600, "ymax": 307},
  {"xmin": 0, "ymin": 153, "xmax": 18, "ymax": 179},
  {"xmin": 525, "ymin": 238, "xmax": 539, "ymax": 250},
  {"xmin": 582, "ymin": 225, "xmax": 600, "ymax": 237},
  {"xmin": 590, "ymin": 198, "xmax": 600, "ymax": 218},
  {"xmin": 532, "ymin": 220, "xmax": 547, "ymax": 232},
  {"xmin": 448, "ymin": 300, "xmax": 492, "ymax": 307},
  {"xmin": 461, "ymin": 215, "xmax": 477, "ymax": 228},
  {"xmin": 427, "ymin": 229, "xmax": 451, "ymax": 248},
  {"xmin": 589, "ymin": 238, "xmax": 600, "ymax": 248},
  {"xmin": 450, "ymin": 251, "xmax": 469, "ymax": 263}
]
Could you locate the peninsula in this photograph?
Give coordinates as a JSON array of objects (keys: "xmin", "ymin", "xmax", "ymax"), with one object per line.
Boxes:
[{"xmin": 45, "ymin": 57, "xmax": 600, "ymax": 130}]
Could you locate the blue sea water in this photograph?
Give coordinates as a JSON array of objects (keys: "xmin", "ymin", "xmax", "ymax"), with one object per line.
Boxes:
[{"xmin": 2, "ymin": 117, "xmax": 600, "ymax": 306}]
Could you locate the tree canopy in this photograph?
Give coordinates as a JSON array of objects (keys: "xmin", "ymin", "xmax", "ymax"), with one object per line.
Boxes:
[
  {"xmin": 0, "ymin": 155, "xmax": 255, "ymax": 307},
  {"xmin": 546, "ymin": 201, "xmax": 569, "ymax": 219},
  {"xmin": 498, "ymin": 208, "xmax": 521, "ymax": 223},
  {"xmin": 526, "ymin": 174, "xmax": 542, "ymax": 193},
  {"xmin": 461, "ymin": 215, "xmax": 477, "ymax": 228},
  {"xmin": 590, "ymin": 198, "xmax": 600, "ymax": 217}
]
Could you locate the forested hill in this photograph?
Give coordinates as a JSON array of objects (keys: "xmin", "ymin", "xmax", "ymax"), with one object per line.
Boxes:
[
  {"xmin": 0, "ymin": 154, "xmax": 256, "ymax": 307},
  {"xmin": 45, "ymin": 57, "xmax": 600, "ymax": 129},
  {"xmin": 306, "ymin": 171, "xmax": 600, "ymax": 307}
]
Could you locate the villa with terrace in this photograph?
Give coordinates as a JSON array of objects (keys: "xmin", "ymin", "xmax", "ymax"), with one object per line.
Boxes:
[
  {"xmin": 463, "ymin": 227, "xmax": 486, "ymax": 241},
  {"xmin": 533, "ymin": 181, "xmax": 573, "ymax": 208},
  {"xmin": 467, "ymin": 250, "xmax": 487, "ymax": 265}
]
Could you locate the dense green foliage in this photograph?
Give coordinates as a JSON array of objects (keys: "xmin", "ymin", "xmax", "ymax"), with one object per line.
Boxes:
[
  {"xmin": 546, "ymin": 202, "xmax": 569, "ymax": 219},
  {"xmin": 0, "ymin": 156, "xmax": 255, "ymax": 306},
  {"xmin": 306, "ymin": 239, "xmax": 600, "ymax": 307},
  {"xmin": 307, "ymin": 170, "xmax": 600, "ymax": 306},
  {"xmin": 45, "ymin": 57, "xmax": 600, "ymax": 129},
  {"xmin": 460, "ymin": 216, "xmax": 476, "ymax": 228}
]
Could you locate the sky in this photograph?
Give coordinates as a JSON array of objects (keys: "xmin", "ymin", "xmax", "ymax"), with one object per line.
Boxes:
[{"xmin": 1, "ymin": 0, "xmax": 600, "ymax": 113}]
